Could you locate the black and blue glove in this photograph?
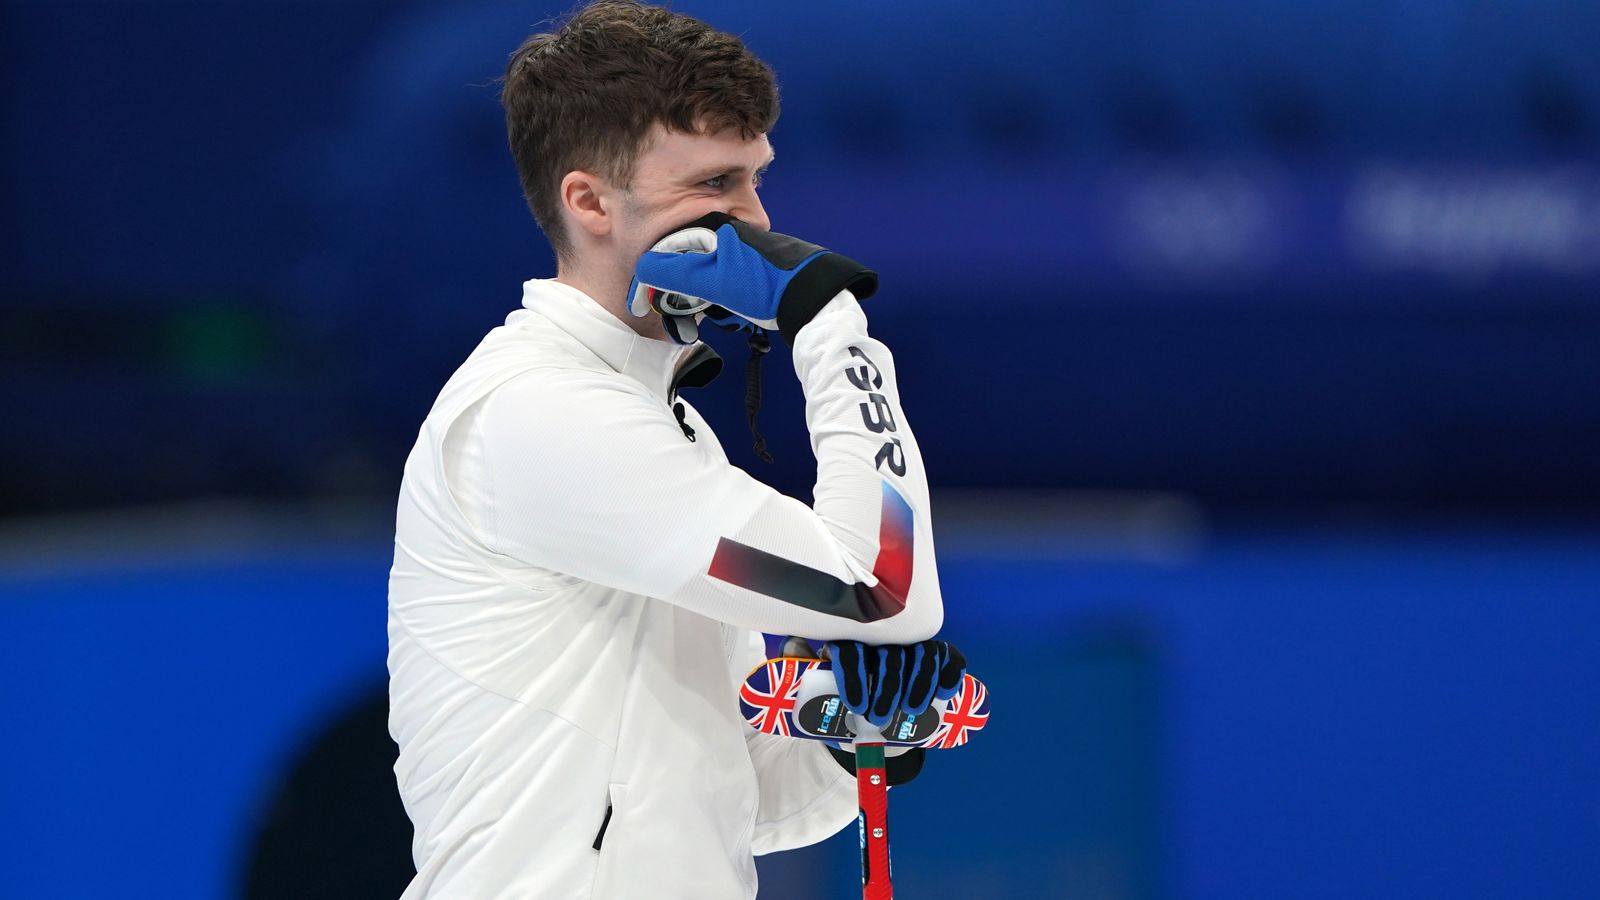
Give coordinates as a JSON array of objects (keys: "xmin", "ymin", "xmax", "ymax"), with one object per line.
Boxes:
[
  {"xmin": 628, "ymin": 212, "xmax": 878, "ymax": 345},
  {"xmin": 824, "ymin": 639, "xmax": 967, "ymax": 731}
]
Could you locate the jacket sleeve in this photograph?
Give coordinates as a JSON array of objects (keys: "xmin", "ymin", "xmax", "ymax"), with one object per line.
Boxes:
[
  {"xmin": 729, "ymin": 631, "xmax": 859, "ymax": 854},
  {"xmin": 463, "ymin": 290, "xmax": 942, "ymax": 643}
]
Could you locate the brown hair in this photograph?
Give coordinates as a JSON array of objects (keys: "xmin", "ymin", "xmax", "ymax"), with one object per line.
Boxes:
[{"xmin": 501, "ymin": 1, "xmax": 779, "ymax": 259}]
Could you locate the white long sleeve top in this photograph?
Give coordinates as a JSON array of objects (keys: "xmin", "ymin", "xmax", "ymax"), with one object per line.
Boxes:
[{"xmin": 387, "ymin": 278, "xmax": 942, "ymax": 898}]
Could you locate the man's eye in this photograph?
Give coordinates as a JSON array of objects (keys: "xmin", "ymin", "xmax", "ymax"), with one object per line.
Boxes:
[{"xmin": 702, "ymin": 174, "xmax": 726, "ymax": 189}]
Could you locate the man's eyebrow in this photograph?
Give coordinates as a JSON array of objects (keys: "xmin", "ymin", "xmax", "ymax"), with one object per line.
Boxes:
[{"xmin": 685, "ymin": 152, "xmax": 776, "ymax": 182}]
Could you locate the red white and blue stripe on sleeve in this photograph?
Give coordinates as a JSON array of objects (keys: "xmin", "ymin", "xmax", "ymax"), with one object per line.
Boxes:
[{"xmin": 707, "ymin": 481, "xmax": 914, "ymax": 622}]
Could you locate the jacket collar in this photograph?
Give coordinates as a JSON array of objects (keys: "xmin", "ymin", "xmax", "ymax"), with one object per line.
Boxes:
[{"xmin": 520, "ymin": 278, "xmax": 720, "ymax": 400}]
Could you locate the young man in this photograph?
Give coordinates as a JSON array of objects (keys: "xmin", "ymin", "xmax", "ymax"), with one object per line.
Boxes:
[{"xmin": 387, "ymin": 2, "xmax": 966, "ymax": 896}]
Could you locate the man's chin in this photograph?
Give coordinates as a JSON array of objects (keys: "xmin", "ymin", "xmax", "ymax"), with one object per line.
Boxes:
[{"xmin": 623, "ymin": 308, "xmax": 677, "ymax": 343}]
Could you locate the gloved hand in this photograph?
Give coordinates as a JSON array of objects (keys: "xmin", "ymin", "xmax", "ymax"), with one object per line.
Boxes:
[
  {"xmin": 824, "ymin": 639, "xmax": 967, "ymax": 732},
  {"xmin": 628, "ymin": 212, "xmax": 878, "ymax": 345}
]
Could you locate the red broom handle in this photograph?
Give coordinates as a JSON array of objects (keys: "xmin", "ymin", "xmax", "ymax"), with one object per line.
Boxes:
[{"xmin": 855, "ymin": 740, "xmax": 893, "ymax": 900}]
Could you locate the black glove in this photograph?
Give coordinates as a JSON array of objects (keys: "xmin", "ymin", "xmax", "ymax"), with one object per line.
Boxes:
[{"xmin": 824, "ymin": 640, "xmax": 967, "ymax": 730}]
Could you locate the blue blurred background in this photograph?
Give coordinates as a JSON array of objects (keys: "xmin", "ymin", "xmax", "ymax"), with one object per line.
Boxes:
[{"xmin": 3, "ymin": 1, "xmax": 1598, "ymax": 897}]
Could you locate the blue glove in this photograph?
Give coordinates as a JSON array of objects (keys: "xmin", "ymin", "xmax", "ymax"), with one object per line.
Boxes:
[
  {"xmin": 628, "ymin": 212, "xmax": 877, "ymax": 345},
  {"xmin": 824, "ymin": 640, "xmax": 967, "ymax": 731}
]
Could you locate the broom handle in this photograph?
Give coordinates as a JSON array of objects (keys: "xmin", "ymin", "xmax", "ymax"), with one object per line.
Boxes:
[{"xmin": 855, "ymin": 739, "xmax": 893, "ymax": 900}]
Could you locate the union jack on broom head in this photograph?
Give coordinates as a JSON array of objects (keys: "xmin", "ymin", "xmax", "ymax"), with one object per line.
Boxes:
[
  {"xmin": 739, "ymin": 656, "xmax": 990, "ymax": 747},
  {"xmin": 739, "ymin": 656, "xmax": 813, "ymax": 737},
  {"xmin": 919, "ymin": 672, "xmax": 989, "ymax": 748}
]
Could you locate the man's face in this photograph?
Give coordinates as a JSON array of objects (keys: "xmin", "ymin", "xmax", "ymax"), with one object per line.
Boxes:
[{"xmin": 612, "ymin": 123, "xmax": 774, "ymax": 274}]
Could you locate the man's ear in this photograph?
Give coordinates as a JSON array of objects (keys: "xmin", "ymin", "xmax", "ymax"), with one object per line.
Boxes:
[{"xmin": 559, "ymin": 169, "xmax": 613, "ymax": 239}]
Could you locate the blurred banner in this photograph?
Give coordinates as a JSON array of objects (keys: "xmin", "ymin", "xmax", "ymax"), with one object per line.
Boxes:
[
  {"xmin": 3, "ymin": 0, "xmax": 1598, "ymax": 512},
  {"xmin": 4, "ymin": 506, "xmax": 1599, "ymax": 898}
]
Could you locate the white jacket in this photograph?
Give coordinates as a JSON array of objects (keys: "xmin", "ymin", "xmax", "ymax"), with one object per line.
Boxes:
[{"xmin": 387, "ymin": 278, "xmax": 942, "ymax": 898}]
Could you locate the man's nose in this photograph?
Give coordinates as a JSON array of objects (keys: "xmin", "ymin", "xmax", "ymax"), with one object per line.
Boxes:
[{"xmin": 727, "ymin": 187, "xmax": 770, "ymax": 232}]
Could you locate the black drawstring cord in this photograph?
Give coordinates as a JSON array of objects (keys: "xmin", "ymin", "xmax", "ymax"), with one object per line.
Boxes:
[
  {"xmin": 745, "ymin": 330, "xmax": 774, "ymax": 463},
  {"xmin": 673, "ymin": 401, "xmax": 696, "ymax": 442}
]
